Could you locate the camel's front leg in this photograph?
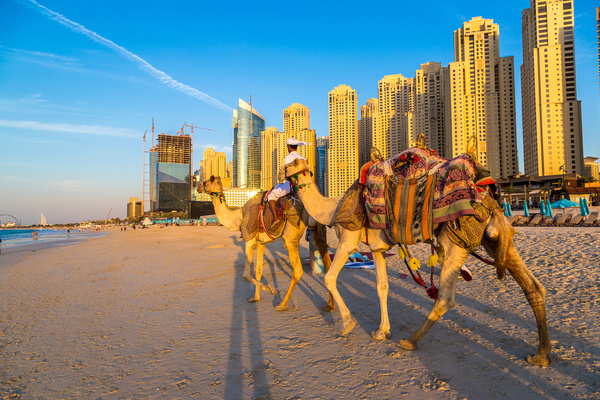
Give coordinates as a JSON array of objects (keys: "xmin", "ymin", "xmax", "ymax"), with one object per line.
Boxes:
[
  {"xmin": 504, "ymin": 246, "xmax": 551, "ymax": 366},
  {"xmin": 399, "ymin": 234, "xmax": 467, "ymax": 350},
  {"xmin": 371, "ymin": 250, "xmax": 391, "ymax": 340},
  {"xmin": 311, "ymin": 225, "xmax": 335, "ymax": 312},
  {"xmin": 324, "ymin": 229, "xmax": 360, "ymax": 335},
  {"xmin": 275, "ymin": 233, "xmax": 303, "ymax": 311},
  {"xmin": 243, "ymin": 241, "xmax": 276, "ymax": 303}
]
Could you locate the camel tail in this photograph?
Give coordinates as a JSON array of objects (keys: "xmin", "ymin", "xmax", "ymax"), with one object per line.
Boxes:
[{"xmin": 490, "ymin": 207, "xmax": 518, "ymax": 280}]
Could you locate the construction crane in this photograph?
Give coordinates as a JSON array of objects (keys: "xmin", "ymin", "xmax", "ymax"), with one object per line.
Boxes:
[{"xmin": 179, "ymin": 121, "xmax": 215, "ymax": 136}]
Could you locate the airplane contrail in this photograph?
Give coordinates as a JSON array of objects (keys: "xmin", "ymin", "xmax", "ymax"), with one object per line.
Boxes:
[{"xmin": 22, "ymin": 0, "xmax": 234, "ymax": 113}]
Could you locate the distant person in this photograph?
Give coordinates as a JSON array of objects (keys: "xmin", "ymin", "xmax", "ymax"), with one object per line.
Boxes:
[
  {"xmin": 0, "ymin": 237, "xmax": 2, "ymax": 255},
  {"xmin": 267, "ymin": 138, "xmax": 311, "ymax": 224}
]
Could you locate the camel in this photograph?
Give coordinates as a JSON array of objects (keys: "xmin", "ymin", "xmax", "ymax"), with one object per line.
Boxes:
[
  {"xmin": 285, "ymin": 158, "xmax": 551, "ymax": 366},
  {"xmin": 198, "ymin": 176, "xmax": 335, "ymax": 311}
]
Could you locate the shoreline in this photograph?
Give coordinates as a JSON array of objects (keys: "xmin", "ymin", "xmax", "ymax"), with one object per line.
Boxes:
[{"xmin": 1, "ymin": 224, "xmax": 599, "ymax": 399}]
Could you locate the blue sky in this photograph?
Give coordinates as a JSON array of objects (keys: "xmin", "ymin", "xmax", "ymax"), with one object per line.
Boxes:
[{"xmin": 1, "ymin": 0, "xmax": 598, "ymax": 225}]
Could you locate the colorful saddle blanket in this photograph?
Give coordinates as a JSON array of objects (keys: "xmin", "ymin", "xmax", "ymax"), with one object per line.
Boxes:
[{"xmin": 364, "ymin": 148, "xmax": 488, "ymax": 238}]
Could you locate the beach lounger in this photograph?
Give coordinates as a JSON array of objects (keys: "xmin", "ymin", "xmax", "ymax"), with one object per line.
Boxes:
[
  {"xmin": 514, "ymin": 216, "xmax": 531, "ymax": 226},
  {"xmin": 582, "ymin": 212, "xmax": 598, "ymax": 226},
  {"xmin": 555, "ymin": 214, "xmax": 570, "ymax": 226},
  {"xmin": 527, "ymin": 214, "xmax": 544, "ymax": 226},
  {"xmin": 508, "ymin": 215, "xmax": 519, "ymax": 225},
  {"xmin": 568, "ymin": 215, "xmax": 584, "ymax": 226}
]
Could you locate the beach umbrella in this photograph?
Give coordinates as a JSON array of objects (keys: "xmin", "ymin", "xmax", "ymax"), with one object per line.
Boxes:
[
  {"xmin": 546, "ymin": 199, "xmax": 554, "ymax": 218},
  {"xmin": 523, "ymin": 201, "xmax": 530, "ymax": 217},
  {"xmin": 550, "ymin": 199, "xmax": 579, "ymax": 208},
  {"xmin": 516, "ymin": 198, "xmax": 520, "ymax": 208},
  {"xmin": 583, "ymin": 198, "xmax": 591, "ymax": 216},
  {"xmin": 507, "ymin": 202, "xmax": 513, "ymax": 216},
  {"xmin": 579, "ymin": 199, "xmax": 588, "ymax": 216},
  {"xmin": 540, "ymin": 200, "xmax": 547, "ymax": 216}
]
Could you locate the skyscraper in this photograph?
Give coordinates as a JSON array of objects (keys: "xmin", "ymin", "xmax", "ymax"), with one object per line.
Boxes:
[
  {"xmin": 199, "ymin": 148, "xmax": 227, "ymax": 181},
  {"xmin": 449, "ymin": 17, "xmax": 518, "ymax": 179},
  {"xmin": 260, "ymin": 104, "xmax": 316, "ymax": 191},
  {"xmin": 328, "ymin": 84, "xmax": 358, "ymax": 197},
  {"xmin": 283, "ymin": 103, "xmax": 310, "ymax": 133},
  {"xmin": 358, "ymin": 98, "xmax": 379, "ymax": 165},
  {"xmin": 414, "ymin": 62, "xmax": 448, "ymax": 158},
  {"xmin": 377, "ymin": 74, "xmax": 413, "ymax": 159},
  {"xmin": 232, "ymin": 98, "xmax": 265, "ymax": 189},
  {"xmin": 521, "ymin": 0, "xmax": 583, "ymax": 176},
  {"xmin": 151, "ymin": 133, "xmax": 192, "ymax": 211},
  {"xmin": 316, "ymin": 136, "xmax": 329, "ymax": 195}
]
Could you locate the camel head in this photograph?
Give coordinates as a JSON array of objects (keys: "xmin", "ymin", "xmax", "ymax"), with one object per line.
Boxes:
[
  {"xmin": 284, "ymin": 158, "xmax": 310, "ymax": 186},
  {"xmin": 198, "ymin": 175, "xmax": 223, "ymax": 194}
]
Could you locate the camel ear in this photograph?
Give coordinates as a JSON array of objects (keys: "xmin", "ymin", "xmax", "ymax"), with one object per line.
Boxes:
[
  {"xmin": 293, "ymin": 159, "xmax": 299, "ymax": 166},
  {"xmin": 210, "ymin": 175, "xmax": 215, "ymax": 182}
]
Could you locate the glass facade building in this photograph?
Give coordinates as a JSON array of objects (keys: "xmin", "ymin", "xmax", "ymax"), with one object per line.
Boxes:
[{"xmin": 232, "ymin": 98, "xmax": 265, "ymax": 189}]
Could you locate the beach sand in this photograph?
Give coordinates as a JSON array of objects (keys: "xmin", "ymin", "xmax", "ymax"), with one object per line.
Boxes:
[{"xmin": 1, "ymin": 224, "xmax": 599, "ymax": 399}]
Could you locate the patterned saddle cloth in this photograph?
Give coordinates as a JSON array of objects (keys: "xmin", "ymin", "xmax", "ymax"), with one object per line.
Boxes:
[
  {"xmin": 240, "ymin": 192, "xmax": 288, "ymax": 242},
  {"xmin": 363, "ymin": 147, "xmax": 490, "ymax": 244}
]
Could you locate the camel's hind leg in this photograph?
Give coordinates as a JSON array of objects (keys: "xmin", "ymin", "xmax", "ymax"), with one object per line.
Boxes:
[
  {"xmin": 311, "ymin": 224, "xmax": 335, "ymax": 312},
  {"xmin": 275, "ymin": 225, "xmax": 305, "ymax": 311},
  {"xmin": 243, "ymin": 241, "xmax": 276, "ymax": 303},
  {"xmin": 399, "ymin": 232, "xmax": 468, "ymax": 350},
  {"xmin": 324, "ymin": 229, "xmax": 361, "ymax": 335}
]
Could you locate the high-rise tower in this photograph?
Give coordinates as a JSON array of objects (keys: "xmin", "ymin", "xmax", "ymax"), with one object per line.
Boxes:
[
  {"xmin": 377, "ymin": 74, "xmax": 413, "ymax": 159},
  {"xmin": 328, "ymin": 84, "xmax": 358, "ymax": 197},
  {"xmin": 358, "ymin": 98, "xmax": 380, "ymax": 165},
  {"xmin": 414, "ymin": 62, "xmax": 448, "ymax": 158},
  {"xmin": 232, "ymin": 98, "xmax": 265, "ymax": 189},
  {"xmin": 521, "ymin": 0, "xmax": 583, "ymax": 176},
  {"xmin": 449, "ymin": 17, "xmax": 518, "ymax": 179}
]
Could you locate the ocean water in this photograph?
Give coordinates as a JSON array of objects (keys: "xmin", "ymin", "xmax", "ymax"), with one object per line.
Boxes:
[{"xmin": 0, "ymin": 228, "xmax": 101, "ymax": 249}]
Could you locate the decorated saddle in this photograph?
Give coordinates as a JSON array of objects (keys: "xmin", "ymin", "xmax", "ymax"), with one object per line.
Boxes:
[
  {"xmin": 363, "ymin": 147, "xmax": 494, "ymax": 245},
  {"xmin": 240, "ymin": 192, "xmax": 289, "ymax": 242}
]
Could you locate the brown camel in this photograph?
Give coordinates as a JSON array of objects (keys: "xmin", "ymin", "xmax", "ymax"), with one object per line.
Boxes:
[
  {"xmin": 198, "ymin": 176, "xmax": 335, "ymax": 311},
  {"xmin": 285, "ymin": 158, "xmax": 551, "ymax": 366}
]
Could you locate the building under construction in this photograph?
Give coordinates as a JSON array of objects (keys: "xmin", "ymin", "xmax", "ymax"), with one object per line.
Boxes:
[{"xmin": 150, "ymin": 133, "xmax": 192, "ymax": 212}]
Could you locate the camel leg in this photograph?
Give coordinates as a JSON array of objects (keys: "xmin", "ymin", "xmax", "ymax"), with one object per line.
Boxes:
[
  {"xmin": 311, "ymin": 225, "xmax": 335, "ymax": 312},
  {"xmin": 502, "ymin": 245, "xmax": 551, "ymax": 366},
  {"xmin": 275, "ymin": 229, "xmax": 304, "ymax": 311},
  {"xmin": 243, "ymin": 241, "xmax": 276, "ymax": 303},
  {"xmin": 371, "ymin": 250, "xmax": 391, "ymax": 340},
  {"xmin": 399, "ymin": 233, "xmax": 467, "ymax": 350},
  {"xmin": 324, "ymin": 229, "xmax": 360, "ymax": 335}
]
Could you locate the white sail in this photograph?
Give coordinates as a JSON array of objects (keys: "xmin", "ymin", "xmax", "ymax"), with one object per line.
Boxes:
[{"xmin": 41, "ymin": 212, "xmax": 47, "ymax": 226}]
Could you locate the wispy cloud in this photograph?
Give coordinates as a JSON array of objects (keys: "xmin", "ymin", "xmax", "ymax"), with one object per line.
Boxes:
[
  {"xmin": 0, "ymin": 119, "xmax": 138, "ymax": 138},
  {"xmin": 0, "ymin": 47, "xmax": 81, "ymax": 69},
  {"xmin": 49, "ymin": 179, "xmax": 93, "ymax": 191},
  {"xmin": 21, "ymin": 0, "xmax": 234, "ymax": 113}
]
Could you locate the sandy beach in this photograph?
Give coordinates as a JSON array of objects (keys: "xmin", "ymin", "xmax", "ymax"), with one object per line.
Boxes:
[{"xmin": 1, "ymin": 224, "xmax": 599, "ymax": 399}]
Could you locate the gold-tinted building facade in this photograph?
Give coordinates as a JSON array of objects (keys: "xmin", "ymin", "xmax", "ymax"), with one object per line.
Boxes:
[
  {"xmin": 328, "ymin": 84, "xmax": 358, "ymax": 197},
  {"xmin": 450, "ymin": 17, "xmax": 518, "ymax": 179},
  {"xmin": 521, "ymin": 0, "xmax": 583, "ymax": 176}
]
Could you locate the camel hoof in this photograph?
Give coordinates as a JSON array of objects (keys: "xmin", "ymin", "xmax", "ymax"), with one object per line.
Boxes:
[
  {"xmin": 340, "ymin": 317, "xmax": 357, "ymax": 336},
  {"xmin": 275, "ymin": 303, "xmax": 288, "ymax": 311},
  {"xmin": 526, "ymin": 354, "xmax": 551, "ymax": 366},
  {"xmin": 266, "ymin": 284, "xmax": 277, "ymax": 296},
  {"xmin": 321, "ymin": 304, "xmax": 335, "ymax": 312},
  {"xmin": 247, "ymin": 297, "xmax": 260, "ymax": 303},
  {"xmin": 398, "ymin": 339, "xmax": 417, "ymax": 351},
  {"xmin": 371, "ymin": 330, "xmax": 391, "ymax": 341}
]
